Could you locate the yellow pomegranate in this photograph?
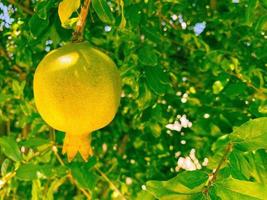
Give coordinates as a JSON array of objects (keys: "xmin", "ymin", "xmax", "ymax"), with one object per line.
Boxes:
[{"xmin": 33, "ymin": 42, "xmax": 121, "ymax": 161}]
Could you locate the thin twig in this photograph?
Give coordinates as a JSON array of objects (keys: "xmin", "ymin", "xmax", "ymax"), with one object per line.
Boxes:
[
  {"xmin": 67, "ymin": 173, "xmax": 92, "ymax": 200},
  {"xmin": 203, "ymin": 143, "xmax": 233, "ymax": 195},
  {"xmin": 72, "ymin": 0, "xmax": 91, "ymax": 42},
  {"xmin": 94, "ymin": 166, "xmax": 126, "ymax": 200},
  {"xmin": 159, "ymin": 14, "xmax": 179, "ymax": 30},
  {"xmin": 80, "ymin": 188, "xmax": 92, "ymax": 200},
  {"xmin": 7, "ymin": 0, "xmax": 34, "ymax": 15},
  {"xmin": 118, "ymin": 134, "xmax": 129, "ymax": 155},
  {"xmin": 52, "ymin": 146, "xmax": 65, "ymax": 166}
]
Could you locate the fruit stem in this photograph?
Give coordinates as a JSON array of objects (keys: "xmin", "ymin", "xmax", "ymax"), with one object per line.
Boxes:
[{"xmin": 72, "ymin": 0, "xmax": 91, "ymax": 42}]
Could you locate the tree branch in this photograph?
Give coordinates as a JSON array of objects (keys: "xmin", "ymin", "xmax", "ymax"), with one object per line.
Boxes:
[
  {"xmin": 203, "ymin": 143, "xmax": 233, "ymax": 195},
  {"xmin": 94, "ymin": 166, "xmax": 126, "ymax": 200},
  {"xmin": 72, "ymin": 0, "xmax": 91, "ymax": 42}
]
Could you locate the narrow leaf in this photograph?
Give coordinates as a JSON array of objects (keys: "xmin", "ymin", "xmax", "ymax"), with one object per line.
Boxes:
[
  {"xmin": 21, "ymin": 137, "xmax": 51, "ymax": 148},
  {"xmin": 29, "ymin": 14, "xmax": 50, "ymax": 37},
  {"xmin": 138, "ymin": 45, "xmax": 158, "ymax": 66},
  {"xmin": 255, "ymin": 15, "xmax": 267, "ymax": 32},
  {"xmin": 1, "ymin": 159, "xmax": 11, "ymax": 176},
  {"xmin": 47, "ymin": 177, "xmax": 67, "ymax": 200},
  {"xmin": 230, "ymin": 117, "xmax": 267, "ymax": 151},
  {"xmin": 215, "ymin": 177, "xmax": 267, "ymax": 200},
  {"xmin": 146, "ymin": 171, "xmax": 208, "ymax": 199},
  {"xmin": 176, "ymin": 171, "xmax": 209, "ymax": 189},
  {"xmin": 144, "ymin": 66, "xmax": 171, "ymax": 95},
  {"xmin": 92, "ymin": 0, "xmax": 114, "ymax": 24},
  {"xmin": 260, "ymin": 0, "xmax": 267, "ymax": 9},
  {"xmin": 70, "ymin": 162, "xmax": 98, "ymax": 190},
  {"xmin": 118, "ymin": 0, "xmax": 126, "ymax": 29},
  {"xmin": 58, "ymin": 0, "xmax": 80, "ymax": 25},
  {"xmin": 16, "ymin": 163, "xmax": 39, "ymax": 181},
  {"xmin": 31, "ymin": 180, "xmax": 42, "ymax": 200},
  {"xmin": 0, "ymin": 136, "xmax": 22, "ymax": 162}
]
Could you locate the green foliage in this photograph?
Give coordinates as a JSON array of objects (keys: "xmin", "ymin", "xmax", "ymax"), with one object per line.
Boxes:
[
  {"xmin": 0, "ymin": 137, "xmax": 22, "ymax": 162},
  {"xmin": 144, "ymin": 118, "xmax": 267, "ymax": 199},
  {"xmin": 58, "ymin": 0, "xmax": 80, "ymax": 25},
  {"xmin": 92, "ymin": 0, "xmax": 115, "ymax": 24},
  {"xmin": 0, "ymin": 0, "xmax": 267, "ymax": 199},
  {"xmin": 215, "ymin": 178, "xmax": 267, "ymax": 200},
  {"xmin": 230, "ymin": 117, "xmax": 267, "ymax": 151}
]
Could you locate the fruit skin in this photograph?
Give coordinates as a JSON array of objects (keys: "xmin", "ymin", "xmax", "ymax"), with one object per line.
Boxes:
[{"xmin": 33, "ymin": 42, "xmax": 121, "ymax": 161}]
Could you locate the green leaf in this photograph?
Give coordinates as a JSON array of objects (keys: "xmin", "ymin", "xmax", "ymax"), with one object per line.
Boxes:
[
  {"xmin": 260, "ymin": 0, "xmax": 267, "ymax": 9},
  {"xmin": 35, "ymin": 2, "xmax": 49, "ymax": 20},
  {"xmin": 230, "ymin": 117, "xmax": 267, "ymax": 151},
  {"xmin": 144, "ymin": 66, "xmax": 170, "ymax": 95},
  {"xmin": 212, "ymin": 80, "xmax": 224, "ymax": 94},
  {"xmin": 229, "ymin": 149, "xmax": 251, "ymax": 180},
  {"xmin": 31, "ymin": 179, "xmax": 42, "ymax": 200},
  {"xmin": 21, "ymin": 137, "xmax": 51, "ymax": 148},
  {"xmin": 245, "ymin": 0, "xmax": 257, "ymax": 25},
  {"xmin": 215, "ymin": 177, "xmax": 267, "ymax": 200},
  {"xmin": 146, "ymin": 171, "xmax": 208, "ymax": 199},
  {"xmin": 135, "ymin": 190, "xmax": 155, "ymax": 200},
  {"xmin": 12, "ymin": 80, "xmax": 25, "ymax": 98},
  {"xmin": 149, "ymin": 122, "xmax": 161, "ymax": 137},
  {"xmin": 118, "ymin": 0, "xmax": 126, "ymax": 29},
  {"xmin": 92, "ymin": 0, "xmax": 115, "ymax": 24},
  {"xmin": 223, "ymin": 82, "xmax": 247, "ymax": 97},
  {"xmin": 237, "ymin": 151, "xmax": 267, "ymax": 184},
  {"xmin": 138, "ymin": 45, "xmax": 158, "ymax": 66},
  {"xmin": 175, "ymin": 171, "xmax": 209, "ymax": 189},
  {"xmin": 137, "ymin": 79, "xmax": 154, "ymax": 109},
  {"xmin": 70, "ymin": 164, "xmax": 98, "ymax": 190},
  {"xmin": 208, "ymin": 186, "xmax": 221, "ymax": 200},
  {"xmin": 58, "ymin": 0, "xmax": 80, "ymax": 25},
  {"xmin": 125, "ymin": 4, "xmax": 141, "ymax": 27},
  {"xmin": 47, "ymin": 177, "xmax": 67, "ymax": 200},
  {"xmin": 208, "ymin": 135, "xmax": 230, "ymax": 169},
  {"xmin": 255, "ymin": 15, "xmax": 267, "ymax": 32},
  {"xmin": 141, "ymin": 26, "xmax": 162, "ymax": 43},
  {"xmin": 0, "ymin": 94, "xmax": 12, "ymax": 103},
  {"xmin": 29, "ymin": 14, "xmax": 50, "ymax": 37},
  {"xmin": 16, "ymin": 163, "xmax": 39, "ymax": 181},
  {"xmin": 0, "ymin": 137, "xmax": 22, "ymax": 162},
  {"xmin": 35, "ymin": 1, "xmax": 54, "ymax": 20},
  {"xmin": 1, "ymin": 159, "xmax": 11, "ymax": 176}
]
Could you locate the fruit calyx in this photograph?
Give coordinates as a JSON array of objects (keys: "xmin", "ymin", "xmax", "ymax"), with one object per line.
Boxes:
[{"xmin": 62, "ymin": 133, "xmax": 93, "ymax": 162}]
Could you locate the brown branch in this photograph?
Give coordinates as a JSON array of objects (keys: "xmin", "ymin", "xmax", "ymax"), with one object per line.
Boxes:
[
  {"xmin": 118, "ymin": 134, "xmax": 129, "ymax": 155},
  {"xmin": 159, "ymin": 14, "xmax": 179, "ymax": 30},
  {"xmin": 203, "ymin": 143, "xmax": 233, "ymax": 195},
  {"xmin": 210, "ymin": 0, "xmax": 217, "ymax": 10},
  {"xmin": 7, "ymin": 0, "xmax": 34, "ymax": 15},
  {"xmin": 72, "ymin": 0, "xmax": 91, "ymax": 42}
]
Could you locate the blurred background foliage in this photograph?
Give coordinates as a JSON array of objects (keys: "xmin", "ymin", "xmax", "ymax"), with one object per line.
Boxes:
[{"xmin": 0, "ymin": 0, "xmax": 267, "ymax": 199}]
